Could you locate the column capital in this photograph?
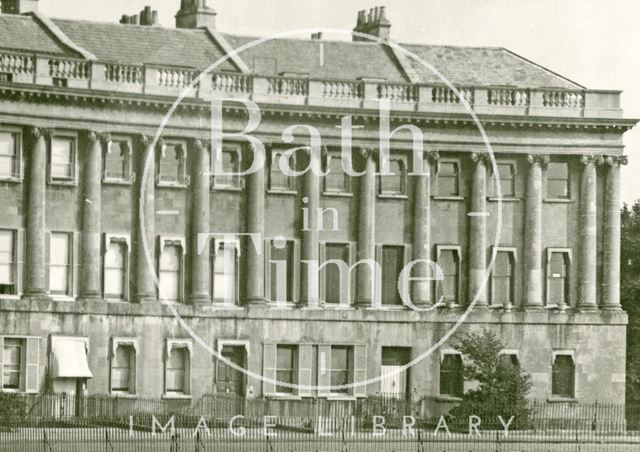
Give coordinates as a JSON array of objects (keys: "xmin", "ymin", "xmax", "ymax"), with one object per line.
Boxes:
[
  {"xmin": 29, "ymin": 127, "xmax": 53, "ymax": 139},
  {"xmin": 193, "ymin": 138, "xmax": 209, "ymax": 151},
  {"xmin": 605, "ymin": 155, "xmax": 628, "ymax": 167},
  {"xmin": 138, "ymin": 134, "xmax": 152, "ymax": 146},
  {"xmin": 359, "ymin": 147, "xmax": 376, "ymax": 160},
  {"xmin": 581, "ymin": 155, "xmax": 605, "ymax": 166},
  {"xmin": 470, "ymin": 151, "xmax": 491, "ymax": 164},
  {"xmin": 527, "ymin": 154, "xmax": 550, "ymax": 166},
  {"xmin": 425, "ymin": 151, "xmax": 440, "ymax": 162}
]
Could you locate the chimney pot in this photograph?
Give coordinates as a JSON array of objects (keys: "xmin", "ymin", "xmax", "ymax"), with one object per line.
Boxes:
[
  {"xmin": 380, "ymin": 6, "xmax": 386, "ymax": 19},
  {"xmin": 353, "ymin": 5, "xmax": 391, "ymax": 42},
  {"xmin": 152, "ymin": 10, "xmax": 159, "ymax": 25},
  {"xmin": 374, "ymin": 7, "xmax": 380, "ymax": 21}
]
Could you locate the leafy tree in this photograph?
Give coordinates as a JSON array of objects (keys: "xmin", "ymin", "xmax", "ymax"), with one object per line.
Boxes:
[
  {"xmin": 621, "ymin": 201, "xmax": 640, "ymax": 405},
  {"xmin": 448, "ymin": 330, "xmax": 532, "ymax": 430}
]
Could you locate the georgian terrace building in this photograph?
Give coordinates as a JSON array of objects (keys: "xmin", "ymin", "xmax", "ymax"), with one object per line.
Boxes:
[{"xmin": 0, "ymin": 0, "xmax": 636, "ymax": 407}]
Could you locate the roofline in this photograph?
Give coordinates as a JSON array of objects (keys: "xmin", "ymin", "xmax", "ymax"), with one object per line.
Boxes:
[
  {"xmin": 204, "ymin": 27, "xmax": 251, "ymax": 74},
  {"xmin": 501, "ymin": 47, "xmax": 585, "ymax": 89}
]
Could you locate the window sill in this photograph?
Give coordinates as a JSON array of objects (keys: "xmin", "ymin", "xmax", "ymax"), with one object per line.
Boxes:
[
  {"xmin": 211, "ymin": 186, "xmax": 243, "ymax": 193},
  {"xmin": 487, "ymin": 197, "xmax": 520, "ymax": 203},
  {"xmin": 103, "ymin": 178, "xmax": 132, "ymax": 186},
  {"xmin": 368, "ymin": 305, "xmax": 408, "ymax": 311},
  {"xmin": 377, "ymin": 193, "xmax": 408, "ymax": 200},
  {"xmin": 110, "ymin": 392, "xmax": 138, "ymax": 399},
  {"xmin": 0, "ymin": 295, "xmax": 20, "ymax": 301},
  {"xmin": 48, "ymin": 180, "xmax": 77, "ymax": 187},
  {"xmin": 162, "ymin": 394, "xmax": 192, "ymax": 400},
  {"xmin": 547, "ymin": 397, "xmax": 577, "ymax": 403},
  {"xmin": 267, "ymin": 189, "xmax": 297, "ymax": 195},
  {"xmin": 544, "ymin": 198, "xmax": 573, "ymax": 204},
  {"xmin": 432, "ymin": 196, "xmax": 464, "ymax": 202},
  {"xmin": 50, "ymin": 295, "xmax": 76, "ymax": 302},
  {"xmin": 323, "ymin": 191, "xmax": 353, "ymax": 198},
  {"xmin": 157, "ymin": 182, "xmax": 188, "ymax": 189},
  {"xmin": 323, "ymin": 304, "xmax": 354, "ymax": 310},
  {"xmin": 435, "ymin": 395, "xmax": 463, "ymax": 403},
  {"xmin": 202, "ymin": 304, "xmax": 244, "ymax": 311},
  {"xmin": 105, "ymin": 298, "xmax": 129, "ymax": 303},
  {"xmin": 0, "ymin": 176, "xmax": 22, "ymax": 184}
]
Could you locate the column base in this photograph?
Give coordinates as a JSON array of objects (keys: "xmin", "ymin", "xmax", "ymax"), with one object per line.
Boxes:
[
  {"xmin": 601, "ymin": 305, "xmax": 623, "ymax": 312},
  {"xmin": 189, "ymin": 294, "xmax": 211, "ymax": 306},
  {"xmin": 22, "ymin": 293, "xmax": 51, "ymax": 302},
  {"xmin": 354, "ymin": 300, "xmax": 372, "ymax": 309},
  {"xmin": 134, "ymin": 294, "xmax": 157, "ymax": 304},
  {"xmin": 246, "ymin": 297, "xmax": 266, "ymax": 305},
  {"xmin": 523, "ymin": 304, "xmax": 544, "ymax": 311},
  {"xmin": 576, "ymin": 305, "xmax": 599, "ymax": 312}
]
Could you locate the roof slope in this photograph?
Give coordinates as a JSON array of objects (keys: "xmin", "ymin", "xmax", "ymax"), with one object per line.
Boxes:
[
  {"xmin": 0, "ymin": 14, "xmax": 72, "ymax": 55},
  {"xmin": 0, "ymin": 14, "xmax": 583, "ymax": 89},
  {"xmin": 404, "ymin": 44, "xmax": 582, "ymax": 89},
  {"xmin": 51, "ymin": 19, "xmax": 237, "ymax": 71}
]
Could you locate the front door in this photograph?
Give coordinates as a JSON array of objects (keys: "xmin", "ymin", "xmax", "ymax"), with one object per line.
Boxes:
[
  {"xmin": 51, "ymin": 378, "xmax": 87, "ymax": 417},
  {"xmin": 216, "ymin": 346, "xmax": 245, "ymax": 396}
]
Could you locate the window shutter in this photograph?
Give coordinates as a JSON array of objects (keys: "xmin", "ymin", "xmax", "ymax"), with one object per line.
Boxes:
[
  {"xmin": 401, "ymin": 245, "xmax": 412, "ymax": 306},
  {"xmin": 44, "ymin": 232, "xmax": 50, "ymax": 293},
  {"xmin": 349, "ymin": 242, "xmax": 357, "ymax": 304},
  {"xmin": 25, "ymin": 337, "xmax": 39, "ymax": 393},
  {"xmin": 263, "ymin": 239, "xmax": 271, "ymax": 302},
  {"xmin": 72, "ymin": 231, "xmax": 80, "ymax": 298},
  {"xmin": 298, "ymin": 344, "xmax": 312, "ymax": 397},
  {"xmin": 0, "ymin": 336, "xmax": 4, "ymax": 388},
  {"xmin": 262, "ymin": 343, "xmax": 277, "ymax": 396},
  {"xmin": 317, "ymin": 345, "xmax": 331, "ymax": 396},
  {"xmin": 374, "ymin": 245, "xmax": 383, "ymax": 307},
  {"xmin": 353, "ymin": 345, "xmax": 367, "ymax": 397},
  {"xmin": 17, "ymin": 229, "xmax": 25, "ymax": 295},
  {"xmin": 292, "ymin": 239, "xmax": 301, "ymax": 303},
  {"xmin": 318, "ymin": 242, "xmax": 326, "ymax": 303}
]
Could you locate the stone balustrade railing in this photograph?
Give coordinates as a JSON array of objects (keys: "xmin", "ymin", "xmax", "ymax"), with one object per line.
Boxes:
[{"xmin": 0, "ymin": 50, "xmax": 623, "ymax": 119}]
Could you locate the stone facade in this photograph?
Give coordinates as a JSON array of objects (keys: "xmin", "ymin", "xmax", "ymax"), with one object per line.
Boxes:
[{"xmin": 0, "ymin": 3, "xmax": 635, "ymax": 407}]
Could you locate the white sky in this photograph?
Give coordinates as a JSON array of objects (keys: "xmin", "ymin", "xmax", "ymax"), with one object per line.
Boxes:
[{"xmin": 38, "ymin": 0, "xmax": 640, "ymax": 205}]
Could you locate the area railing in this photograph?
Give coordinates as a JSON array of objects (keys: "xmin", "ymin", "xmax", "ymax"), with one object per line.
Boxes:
[{"xmin": 0, "ymin": 49, "xmax": 622, "ymax": 118}]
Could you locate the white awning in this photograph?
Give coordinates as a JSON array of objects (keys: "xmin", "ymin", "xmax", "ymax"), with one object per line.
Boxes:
[{"xmin": 51, "ymin": 338, "xmax": 93, "ymax": 379}]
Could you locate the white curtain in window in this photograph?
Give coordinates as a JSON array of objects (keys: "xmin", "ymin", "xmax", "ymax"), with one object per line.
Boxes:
[
  {"xmin": 0, "ymin": 230, "xmax": 13, "ymax": 284},
  {"xmin": 51, "ymin": 138, "xmax": 73, "ymax": 178},
  {"xmin": 105, "ymin": 242, "xmax": 125, "ymax": 298},
  {"xmin": 213, "ymin": 243, "xmax": 236, "ymax": 303},
  {"xmin": 50, "ymin": 233, "xmax": 70, "ymax": 293},
  {"xmin": 159, "ymin": 244, "xmax": 180, "ymax": 302}
]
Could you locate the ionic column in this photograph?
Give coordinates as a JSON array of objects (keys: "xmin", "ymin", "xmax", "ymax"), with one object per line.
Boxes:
[
  {"xmin": 300, "ymin": 147, "xmax": 321, "ymax": 308},
  {"xmin": 79, "ymin": 131, "xmax": 103, "ymax": 300},
  {"xmin": 24, "ymin": 127, "xmax": 47, "ymax": 297},
  {"xmin": 135, "ymin": 135, "xmax": 156, "ymax": 303},
  {"xmin": 189, "ymin": 139, "xmax": 210, "ymax": 305},
  {"xmin": 411, "ymin": 151, "xmax": 437, "ymax": 307},
  {"xmin": 355, "ymin": 148, "xmax": 376, "ymax": 308},
  {"xmin": 468, "ymin": 152, "xmax": 489, "ymax": 308},
  {"xmin": 578, "ymin": 155, "xmax": 603, "ymax": 310},
  {"xmin": 523, "ymin": 154, "xmax": 549, "ymax": 309},
  {"xmin": 602, "ymin": 155, "xmax": 626, "ymax": 310},
  {"xmin": 245, "ymin": 146, "xmax": 265, "ymax": 305}
]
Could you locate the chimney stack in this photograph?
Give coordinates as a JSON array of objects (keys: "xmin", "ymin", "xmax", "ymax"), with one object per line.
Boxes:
[
  {"xmin": 175, "ymin": 0, "xmax": 217, "ymax": 29},
  {"xmin": 1, "ymin": 0, "xmax": 38, "ymax": 14},
  {"xmin": 352, "ymin": 5, "xmax": 391, "ymax": 42},
  {"xmin": 119, "ymin": 5, "xmax": 159, "ymax": 26},
  {"xmin": 311, "ymin": 32, "xmax": 323, "ymax": 40}
]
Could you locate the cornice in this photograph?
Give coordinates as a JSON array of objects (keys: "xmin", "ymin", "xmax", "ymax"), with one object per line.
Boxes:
[{"xmin": 0, "ymin": 82, "xmax": 636, "ymax": 133}]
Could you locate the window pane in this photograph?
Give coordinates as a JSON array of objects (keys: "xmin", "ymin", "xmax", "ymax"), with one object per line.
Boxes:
[
  {"xmin": 547, "ymin": 163, "xmax": 569, "ymax": 199},
  {"xmin": 105, "ymin": 141, "xmax": 129, "ymax": 180},
  {"xmin": 0, "ymin": 132, "xmax": 16, "ymax": 177},
  {"xmin": 325, "ymin": 243, "xmax": 349, "ymax": 304},
  {"xmin": 331, "ymin": 347, "xmax": 349, "ymax": 371},
  {"xmin": 438, "ymin": 251, "xmax": 459, "ymax": 302},
  {"xmin": 270, "ymin": 240, "xmax": 294, "ymax": 302},
  {"xmin": 159, "ymin": 144, "xmax": 183, "ymax": 183},
  {"xmin": 159, "ymin": 244, "xmax": 180, "ymax": 302},
  {"xmin": 112, "ymin": 345, "xmax": 132, "ymax": 392},
  {"xmin": 380, "ymin": 159, "xmax": 404, "ymax": 194},
  {"xmin": 105, "ymin": 241, "xmax": 125, "ymax": 299},
  {"xmin": 381, "ymin": 245, "xmax": 403, "ymax": 305},
  {"xmin": 167, "ymin": 348, "xmax": 186, "ymax": 393},
  {"xmin": 548, "ymin": 253, "xmax": 568, "ymax": 306},
  {"xmin": 270, "ymin": 152, "xmax": 294, "ymax": 190},
  {"xmin": 50, "ymin": 233, "xmax": 70, "ymax": 294},
  {"xmin": 492, "ymin": 252, "xmax": 513, "ymax": 306},
  {"xmin": 552, "ymin": 355, "xmax": 575, "ymax": 397},
  {"xmin": 215, "ymin": 150, "xmax": 240, "ymax": 188},
  {"xmin": 438, "ymin": 163, "xmax": 459, "ymax": 196},
  {"xmin": 440, "ymin": 354, "xmax": 463, "ymax": 397},
  {"xmin": 51, "ymin": 138, "xmax": 74, "ymax": 179},
  {"xmin": 3, "ymin": 339, "xmax": 22, "ymax": 390},
  {"xmin": 213, "ymin": 243, "xmax": 236, "ymax": 302},
  {"xmin": 325, "ymin": 157, "xmax": 347, "ymax": 192},
  {"xmin": 494, "ymin": 163, "xmax": 515, "ymax": 197},
  {"xmin": 330, "ymin": 345, "xmax": 350, "ymax": 392},
  {"xmin": 276, "ymin": 345, "xmax": 295, "ymax": 393},
  {"xmin": 0, "ymin": 230, "xmax": 14, "ymax": 286}
]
